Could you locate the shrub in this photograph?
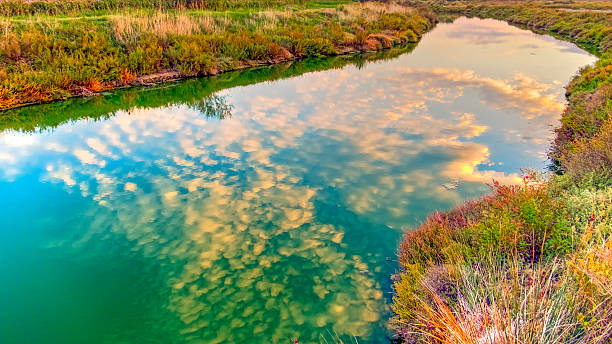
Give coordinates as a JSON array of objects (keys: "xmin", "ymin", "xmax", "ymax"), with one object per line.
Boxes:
[
  {"xmin": 0, "ymin": 31, "xmax": 22, "ymax": 59},
  {"xmin": 353, "ymin": 28, "xmax": 369, "ymax": 45},
  {"xmin": 127, "ymin": 33, "xmax": 166, "ymax": 75},
  {"xmin": 379, "ymin": 13, "xmax": 409, "ymax": 31},
  {"xmin": 552, "ymin": 83, "xmax": 612, "ymax": 167},
  {"xmin": 296, "ymin": 37, "xmax": 335, "ymax": 56},
  {"xmin": 398, "ymin": 198, "xmax": 486, "ymax": 268},
  {"xmin": 561, "ymin": 119, "xmax": 612, "ymax": 188},
  {"xmin": 403, "ymin": 29, "xmax": 418, "ymax": 43},
  {"xmin": 477, "ymin": 177, "xmax": 572, "ymax": 261},
  {"xmin": 119, "ymin": 68, "xmax": 136, "ymax": 84},
  {"xmin": 166, "ymin": 35, "xmax": 216, "ymax": 75},
  {"xmin": 323, "ymin": 21, "xmax": 345, "ymax": 44}
]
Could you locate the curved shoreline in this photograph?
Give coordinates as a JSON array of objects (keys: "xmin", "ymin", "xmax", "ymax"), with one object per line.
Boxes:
[{"xmin": 391, "ymin": 2, "xmax": 612, "ymax": 343}]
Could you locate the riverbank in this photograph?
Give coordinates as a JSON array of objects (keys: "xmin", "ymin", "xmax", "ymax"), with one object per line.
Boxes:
[
  {"xmin": 392, "ymin": 1, "xmax": 611, "ymax": 343},
  {"xmin": 0, "ymin": 0, "xmax": 435, "ymax": 110},
  {"xmin": 0, "ymin": 45, "xmax": 416, "ymax": 132}
]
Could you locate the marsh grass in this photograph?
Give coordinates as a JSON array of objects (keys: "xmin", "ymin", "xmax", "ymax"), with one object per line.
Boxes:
[
  {"xmin": 0, "ymin": 1, "xmax": 435, "ymax": 109},
  {"xmin": 560, "ymin": 118, "xmax": 612, "ymax": 187}
]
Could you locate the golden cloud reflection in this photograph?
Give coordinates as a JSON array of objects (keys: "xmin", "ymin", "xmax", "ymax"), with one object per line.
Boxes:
[{"xmin": 0, "ymin": 17, "xmax": 597, "ymax": 344}]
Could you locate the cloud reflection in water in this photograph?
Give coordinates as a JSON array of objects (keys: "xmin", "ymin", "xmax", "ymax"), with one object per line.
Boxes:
[{"xmin": 0, "ymin": 17, "xmax": 597, "ymax": 344}]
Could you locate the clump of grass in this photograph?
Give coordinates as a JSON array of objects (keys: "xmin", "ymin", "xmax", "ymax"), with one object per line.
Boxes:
[
  {"xmin": 110, "ymin": 12, "xmax": 225, "ymax": 44},
  {"xmin": 412, "ymin": 258, "xmax": 612, "ymax": 344},
  {"xmin": 393, "ymin": 178, "xmax": 612, "ymax": 343}
]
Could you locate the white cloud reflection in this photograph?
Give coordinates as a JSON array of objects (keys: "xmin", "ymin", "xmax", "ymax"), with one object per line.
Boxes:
[{"xmin": 0, "ymin": 17, "xmax": 597, "ymax": 344}]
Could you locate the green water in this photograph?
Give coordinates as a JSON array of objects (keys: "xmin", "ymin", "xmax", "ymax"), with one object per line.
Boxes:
[{"xmin": 0, "ymin": 18, "xmax": 596, "ymax": 344}]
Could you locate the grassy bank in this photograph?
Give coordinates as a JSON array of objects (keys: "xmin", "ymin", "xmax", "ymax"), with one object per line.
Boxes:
[
  {"xmin": 392, "ymin": 1, "xmax": 612, "ymax": 343},
  {"xmin": 0, "ymin": 45, "xmax": 415, "ymax": 132},
  {"xmin": 0, "ymin": 0, "xmax": 435, "ymax": 110}
]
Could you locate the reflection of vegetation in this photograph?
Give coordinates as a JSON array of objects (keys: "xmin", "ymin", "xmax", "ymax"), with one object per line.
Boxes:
[
  {"xmin": 392, "ymin": 1, "xmax": 612, "ymax": 343},
  {"xmin": 430, "ymin": 0, "xmax": 612, "ymax": 54},
  {"xmin": 190, "ymin": 95, "xmax": 233, "ymax": 120},
  {"xmin": 0, "ymin": 45, "xmax": 415, "ymax": 133},
  {"xmin": 0, "ymin": 1, "xmax": 434, "ymax": 110}
]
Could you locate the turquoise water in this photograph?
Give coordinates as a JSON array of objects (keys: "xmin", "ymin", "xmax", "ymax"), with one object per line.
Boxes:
[{"xmin": 0, "ymin": 17, "xmax": 596, "ymax": 344}]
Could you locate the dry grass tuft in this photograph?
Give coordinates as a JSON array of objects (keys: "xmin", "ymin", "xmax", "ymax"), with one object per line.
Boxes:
[
  {"xmin": 412, "ymin": 258, "xmax": 612, "ymax": 344},
  {"xmin": 111, "ymin": 12, "xmax": 224, "ymax": 43}
]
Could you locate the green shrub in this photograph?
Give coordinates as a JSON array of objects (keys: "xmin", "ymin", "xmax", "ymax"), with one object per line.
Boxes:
[
  {"xmin": 379, "ymin": 13, "xmax": 409, "ymax": 31},
  {"xmin": 166, "ymin": 35, "xmax": 216, "ymax": 75},
  {"xmin": 403, "ymin": 29, "xmax": 418, "ymax": 43},
  {"xmin": 296, "ymin": 37, "xmax": 335, "ymax": 56},
  {"xmin": 127, "ymin": 33, "xmax": 166, "ymax": 75},
  {"xmin": 478, "ymin": 178, "xmax": 572, "ymax": 260},
  {"xmin": 561, "ymin": 119, "xmax": 612, "ymax": 188}
]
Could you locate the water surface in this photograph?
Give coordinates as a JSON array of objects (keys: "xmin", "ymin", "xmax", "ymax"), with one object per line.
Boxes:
[{"xmin": 0, "ymin": 17, "xmax": 595, "ymax": 344}]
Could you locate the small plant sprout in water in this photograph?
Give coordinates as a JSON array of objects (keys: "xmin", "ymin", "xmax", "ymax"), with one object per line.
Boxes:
[{"xmin": 319, "ymin": 329, "xmax": 359, "ymax": 344}]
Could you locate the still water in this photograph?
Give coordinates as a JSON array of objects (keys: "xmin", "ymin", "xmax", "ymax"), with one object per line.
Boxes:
[{"xmin": 0, "ymin": 17, "xmax": 596, "ymax": 344}]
